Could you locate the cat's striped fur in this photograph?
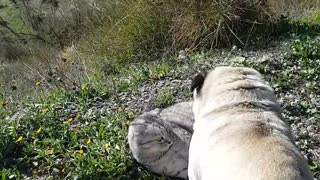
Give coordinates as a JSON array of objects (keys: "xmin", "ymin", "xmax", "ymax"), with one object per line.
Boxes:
[
  {"xmin": 189, "ymin": 66, "xmax": 313, "ymax": 180},
  {"xmin": 128, "ymin": 102, "xmax": 194, "ymax": 179}
]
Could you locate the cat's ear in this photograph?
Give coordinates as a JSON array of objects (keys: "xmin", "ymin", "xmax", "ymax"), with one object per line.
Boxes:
[{"xmin": 191, "ymin": 74, "xmax": 205, "ymax": 93}]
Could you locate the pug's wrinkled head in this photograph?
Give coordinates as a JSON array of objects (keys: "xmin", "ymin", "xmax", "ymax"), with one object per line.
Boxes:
[{"xmin": 191, "ymin": 66, "xmax": 271, "ymax": 118}]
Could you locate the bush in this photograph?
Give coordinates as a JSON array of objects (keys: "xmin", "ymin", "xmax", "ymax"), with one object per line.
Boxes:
[
  {"xmin": 16, "ymin": 0, "xmax": 101, "ymax": 47},
  {"xmin": 80, "ymin": 0, "xmax": 276, "ymax": 63},
  {"xmin": 0, "ymin": 0, "xmax": 314, "ymax": 64}
]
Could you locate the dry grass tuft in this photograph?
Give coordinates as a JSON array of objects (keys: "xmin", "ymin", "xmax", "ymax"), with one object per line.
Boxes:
[{"xmin": 82, "ymin": 0, "xmax": 278, "ymax": 63}]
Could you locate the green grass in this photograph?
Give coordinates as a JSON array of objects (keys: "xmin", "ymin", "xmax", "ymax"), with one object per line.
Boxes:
[
  {"xmin": 0, "ymin": 59, "xmax": 175, "ymax": 179},
  {"xmin": 0, "ymin": 86, "xmax": 157, "ymax": 179},
  {"xmin": 154, "ymin": 90, "xmax": 175, "ymax": 109},
  {"xmin": 310, "ymin": 161, "xmax": 320, "ymax": 178},
  {"xmin": 291, "ymin": 36, "xmax": 320, "ymax": 59}
]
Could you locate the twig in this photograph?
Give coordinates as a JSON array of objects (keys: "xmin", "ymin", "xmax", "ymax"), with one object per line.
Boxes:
[
  {"xmin": 244, "ymin": 20, "xmax": 257, "ymax": 48},
  {"xmin": 225, "ymin": 22, "xmax": 244, "ymax": 45},
  {"xmin": 22, "ymin": 62, "xmax": 55, "ymax": 89}
]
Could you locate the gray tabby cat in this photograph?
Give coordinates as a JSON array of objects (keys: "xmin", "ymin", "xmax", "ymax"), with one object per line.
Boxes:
[{"xmin": 128, "ymin": 101, "xmax": 194, "ymax": 179}]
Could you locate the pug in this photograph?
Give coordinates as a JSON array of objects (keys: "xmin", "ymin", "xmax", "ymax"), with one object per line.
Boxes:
[{"xmin": 188, "ymin": 66, "xmax": 313, "ymax": 180}]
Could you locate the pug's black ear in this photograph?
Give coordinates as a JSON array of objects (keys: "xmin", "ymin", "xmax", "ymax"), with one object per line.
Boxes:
[{"xmin": 191, "ymin": 74, "xmax": 205, "ymax": 92}]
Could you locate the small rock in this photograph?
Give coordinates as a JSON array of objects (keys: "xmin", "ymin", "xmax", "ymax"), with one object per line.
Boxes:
[
  {"xmin": 257, "ymin": 54, "xmax": 272, "ymax": 63},
  {"xmin": 6, "ymin": 108, "xmax": 29, "ymax": 121},
  {"xmin": 230, "ymin": 56, "xmax": 245, "ymax": 63},
  {"xmin": 32, "ymin": 161, "xmax": 38, "ymax": 167}
]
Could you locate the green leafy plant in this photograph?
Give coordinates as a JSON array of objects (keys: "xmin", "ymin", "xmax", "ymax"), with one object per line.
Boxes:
[
  {"xmin": 0, "ymin": 85, "xmax": 156, "ymax": 179},
  {"xmin": 149, "ymin": 65, "xmax": 170, "ymax": 80},
  {"xmin": 291, "ymin": 36, "xmax": 320, "ymax": 59},
  {"xmin": 154, "ymin": 90, "xmax": 175, "ymax": 108}
]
